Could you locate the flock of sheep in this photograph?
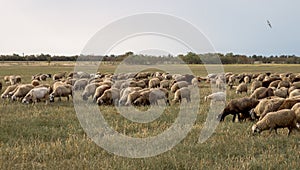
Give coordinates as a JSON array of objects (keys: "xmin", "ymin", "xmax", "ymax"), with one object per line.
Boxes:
[{"xmin": 1, "ymin": 70, "xmax": 300, "ymax": 136}]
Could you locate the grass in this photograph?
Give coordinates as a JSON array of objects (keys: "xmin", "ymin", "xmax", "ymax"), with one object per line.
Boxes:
[{"xmin": 0, "ymin": 62, "xmax": 300, "ymax": 169}]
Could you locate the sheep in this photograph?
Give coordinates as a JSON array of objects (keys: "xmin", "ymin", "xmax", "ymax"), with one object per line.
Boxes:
[
  {"xmin": 134, "ymin": 72, "xmax": 150, "ymax": 79},
  {"xmin": 92, "ymin": 85, "xmax": 111, "ymax": 103},
  {"xmin": 244, "ymin": 76, "xmax": 251, "ymax": 84},
  {"xmin": 216, "ymin": 78, "xmax": 225, "ymax": 90},
  {"xmin": 97, "ymin": 88, "xmax": 120, "ymax": 106},
  {"xmin": 135, "ymin": 80, "xmax": 147, "ymax": 89},
  {"xmin": 172, "ymin": 87, "xmax": 191, "ymax": 104},
  {"xmin": 1, "ymin": 84, "xmax": 18, "ymax": 99},
  {"xmin": 132, "ymin": 89, "xmax": 152, "ymax": 106},
  {"xmin": 274, "ymin": 87, "xmax": 288, "ymax": 98},
  {"xmin": 170, "ymin": 81, "xmax": 188, "ymax": 93},
  {"xmin": 218, "ymin": 97, "xmax": 259, "ymax": 122},
  {"xmin": 250, "ymin": 80, "xmax": 262, "ymax": 94},
  {"xmin": 250, "ymin": 98, "xmax": 285, "ymax": 120},
  {"xmin": 53, "ymin": 72, "xmax": 66, "ymax": 81},
  {"xmin": 278, "ymin": 80, "xmax": 291, "ymax": 89},
  {"xmin": 81, "ymin": 83, "xmax": 101, "ymax": 101},
  {"xmin": 292, "ymin": 82, "xmax": 300, "ymax": 89},
  {"xmin": 252, "ymin": 109, "xmax": 299, "ymax": 136},
  {"xmin": 119, "ymin": 87, "xmax": 142, "ymax": 106},
  {"xmin": 11, "ymin": 84, "xmax": 34, "ymax": 101},
  {"xmin": 291, "ymin": 103, "xmax": 300, "ymax": 123},
  {"xmin": 204, "ymin": 92, "xmax": 226, "ymax": 103},
  {"xmin": 49, "ymin": 84, "xmax": 72, "ymax": 102},
  {"xmin": 148, "ymin": 77, "xmax": 160, "ymax": 88},
  {"xmin": 262, "ymin": 77, "xmax": 282, "ymax": 88},
  {"xmin": 236, "ymin": 82, "xmax": 248, "ymax": 94},
  {"xmin": 22, "ymin": 87, "xmax": 50, "ymax": 104},
  {"xmin": 149, "ymin": 88, "xmax": 169, "ymax": 105},
  {"xmin": 31, "ymin": 80, "xmax": 40, "ymax": 87},
  {"xmin": 289, "ymin": 89, "xmax": 300, "ymax": 98},
  {"xmin": 160, "ymin": 80, "xmax": 170, "ymax": 89},
  {"xmin": 191, "ymin": 77, "xmax": 199, "ymax": 87},
  {"xmin": 228, "ymin": 75, "xmax": 237, "ymax": 88},
  {"xmin": 268, "ymin": 80, "xmax": 281, "ymax": 88},
  {"xmin": 73, "ymin": 79, "xmax": 88, "ymax": 91},
  {"xmin": 250, "ymin": 87, "xmax": 274, "ymax": 99}
]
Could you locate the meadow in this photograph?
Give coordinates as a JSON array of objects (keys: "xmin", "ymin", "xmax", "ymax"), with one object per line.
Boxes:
[{"xmin": 0, "ymin": 62, "xmax": 300, "ymax": 169}]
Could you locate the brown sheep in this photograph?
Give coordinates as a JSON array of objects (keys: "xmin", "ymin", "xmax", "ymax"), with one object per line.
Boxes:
[
  {"xmin": 92, "ymin": 85, "xmax": 111, "ymax": 103},
  {"xmin": 218, "ymin": 97, "xmax": 259, "ymax": 122},
  {"xmin": 31, "ymin": 80, "xmax": 40, "ymax": 87},
  {"xmin": 82, "ymin": 83, "xmax": 101, "ymax": 101},
  {"xmin": 250, "ymin": 98, "xmax": 285, "ymax": 120},
  {"xmin": 252, "ymin": 109, "xmax": 299, "ymax": 136},
  {"xmin": 53, "ymin": 72, "xmax": 66, "ymax": 81},
  {"xmin": 1, "ymin": 84, "xmax": 18, "ymax": 99},
  {"xmin": 172, "ymin": 87, "xmax": 191, "ymax": 104},
  {"xmin": 148, "ymin": 78, "xmax": 160, "ymax": 88},
  {"xmin": 250, "ymin": 80, "xmax": 262, "ymax": 94},
  {"xmin": 236, "ymin": 82, "xmax": 248, "ymax": 94},
  {"xmin": 250, "ymin": 87, "xmax": 274, "ymax": 99},
  {"xmin": 119, "ymin": 87, "xmax": 142, "ymax": 106},
  {"xmin": 170, "ymin": 81, "xmax": 188, "ymax": 93},
  {"xmin": 49, "ymin": 84, "xmax": 72, "ymax": 102},
  {"xmin": 97, "ymin": 88, "xmax": 120, "ymax": 106},
  {"xmin": 132, "ymin": 89, "xmax": 151, "ymax": 106},
  {"xmin": 11, "ymin": 84, "xmax": 34, "ymax": 101}
]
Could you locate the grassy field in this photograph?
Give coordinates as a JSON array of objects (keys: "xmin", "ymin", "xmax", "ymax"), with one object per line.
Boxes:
[{"xmin": 1, "ymin": 62, "xmax": 300, "ymax": 169}]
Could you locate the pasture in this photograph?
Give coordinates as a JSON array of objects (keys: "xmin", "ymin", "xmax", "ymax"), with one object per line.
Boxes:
[{"xmin": 1, "ymin": 62, "xmax": 300, "ymax": 169}]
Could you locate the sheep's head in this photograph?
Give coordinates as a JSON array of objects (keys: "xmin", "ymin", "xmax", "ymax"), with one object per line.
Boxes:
[
  {"xmin": 49, "ymin": 94, "xmax": 55, "ymax": 102},
  {"xmin": 251, "ymin": 124, "xmax": 261, "ymax": 134},
  {"xmin": 97, "ymin": 99, "xmax": 104, "ymax": 106}
]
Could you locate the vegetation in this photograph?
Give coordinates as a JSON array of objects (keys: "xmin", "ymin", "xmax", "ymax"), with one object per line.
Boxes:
[{"xmin": 0, "ymin": 63, "xmax": 300, "ymax": 169}]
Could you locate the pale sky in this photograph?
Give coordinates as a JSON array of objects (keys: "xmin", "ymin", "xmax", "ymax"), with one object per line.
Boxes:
[{"xmin": 0, "ymin": 0, "xmax": 299, "ymax": 56}]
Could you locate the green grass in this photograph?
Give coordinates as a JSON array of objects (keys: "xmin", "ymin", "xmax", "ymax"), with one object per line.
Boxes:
[{"xmin": 0, "ymin": 62, "xmax": 300, "ymax": 169}]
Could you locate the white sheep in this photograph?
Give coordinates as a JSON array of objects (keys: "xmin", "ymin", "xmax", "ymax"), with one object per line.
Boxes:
[
  {"xmin": 236, "ymin": 82, "xmax": 248, "ymax": 94},
  {"xmin": 22, "ymin": 87, "xmax": 50, "ymax": 104},
  {"xmin": 289, "ymin": 89, "xmax": 300, "ymax": 98},
  {"xmin": 204, "ymin": 92, "xmax": 226, "ymax": 103},
  {"xmin": 252, "ymin": 109, "xmax": 299, "ymax": 136},
  {"xmin": 172, "ymin": 87, "xmax": 191, "ymax": 103}
]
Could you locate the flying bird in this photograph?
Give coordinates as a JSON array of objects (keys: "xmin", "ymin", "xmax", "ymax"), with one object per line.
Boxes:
[{"xmin": 267, "ymin": 20, "xmax": 272, "ymax": 28}]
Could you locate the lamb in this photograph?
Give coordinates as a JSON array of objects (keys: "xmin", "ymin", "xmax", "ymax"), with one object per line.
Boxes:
[
  {"xmin": 289, "ymin": 89, "xmax": 300, "ymax": 98},
  {"xmin": 11, "ymin": 84, "xmax": 34, "ymax": 101},
  {"xmin": 170, "ymin": 81, "xmax": 189, "ymax": 93},
  {"xmin": 250, "ymin": 80, "xmax": 262, "ymax": 93},
  {"xmin": 92, "ymin": 85, "xmax": 111, "ymax": 103},
  {"xmin": 1, "ymin": 84, "xmax": 18, "ymax": 99},
  {"xmin": 73, "ymin": 79, "xmax": 88, "ymax": 91},
  {"xmin": 148, "ymin": 77, "xmax": 160, "ymax": 88},
  {"xmin": 22, "ymin": 87, "xmax": 50, "ymax": 104},
  {"xmin": 204, "ymin": 91, "xmax": 226, "ymax": 103},
  {"xmin": 49, "ymin": 84, "xmax": 73, "ymax": 102},
  {"xmin": 252, "ymin": 109, "xmax": 299, "ymax": 136},
  {"xmin": 250, "ymin": 87, "xmax": 274, "ymax": 99},
  {"xmin": 82, "ymin": 83, "xmax": 101, "ymax": 101},
  {"xmin": 236, "ymin": 82, "xmax": 248, "ymax": 94},
  {"xmin": 97, "ymin": 88, "xmax": 120, "ymax": 106},
  {"xmin": 218, "ymin": 97, "xmax": 259, "ymax": 122},
  {"xmin": 172, "ymin": 87, "xmax": 191, "ymax": 103}
]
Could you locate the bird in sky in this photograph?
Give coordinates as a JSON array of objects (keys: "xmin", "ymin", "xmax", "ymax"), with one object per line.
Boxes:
[{"xmin": 267, "ymin": 20, "xmax": 272, "ymax": 28}]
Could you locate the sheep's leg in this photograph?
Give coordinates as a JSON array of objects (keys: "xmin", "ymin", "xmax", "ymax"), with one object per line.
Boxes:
[
  {"xmin": 288, "ymin": 128, "xmax": 292, "ymax": 136},
  {"xmin": 232, "ymin": 114, "xmax": 236, "ymax": 122}
]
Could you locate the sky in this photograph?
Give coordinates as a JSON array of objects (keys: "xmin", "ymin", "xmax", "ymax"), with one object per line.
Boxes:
[{"xmin": 0, "ymin": 0, "xmax": 300, "ymax": 56}]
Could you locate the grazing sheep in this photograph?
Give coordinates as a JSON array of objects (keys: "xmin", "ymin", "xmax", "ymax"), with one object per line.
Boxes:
[
  {"xmin": 172, "ymin": 87, "xmax": 191, "ymax": 103},
  {"xmin": 1, "ymin": 84, "xmax": 18, "ymax": 99},
  {"xmin": 228, "ymin": 74, "xmax": 237, "ymax": 88},
  {"xmin": 73, "ymin": 79, "xmax": 88, "ymax": 91},
  {"xmin": 149, "ymin": 88, "xmax": 169, "ymax": 105},
  {"xmin": 250, "ymin": 98, "xmax": 285, "ymax": 120},
  {"xmin": 250, "ymin": 80, "xmax": 262, "ymax": 94},
  {"xmin": 31, "ymin": 80, "xmax": 40, "ymax": 86},
  {"xmin": 132, "ymin": 89, "xmax": 152, "ymax": 106},
  {"xmin": 148, "ymin": 77, "xmax": 160, "ymax": 88},
  {"xmin": 292, "ymin": 82, "xmax": 300, "ymax": 89},
  {"xmin": 268, "ymin": 80, "xmax": 281, "ymax": 88},
  {"xmin": 274, "ymin": 87, "xmax": 288, "ymax": 98},
  {"xmin": 218, "ymin": 97, "xmax": 259, "ymax": 122},
  {"xmin": 216, "ymin": 78, "xmax": 225, "ymax": 90},
  {"xmin": 289, "ymin": 89, "xmax": 300, "ymax": 98},
  {"xmin": 278, "ymin": 80, "xmax": 291, "ymax": 89},
  {"xmin": 160, "ymin": 80, "xmax": 170, "ymax": 89},
  {"xmin": 236, "ymin": 82, "xmax": 248, "ymax": 94},
  {"xmin": 97, "ymin": 88, "xmax": 120, "ymax": 106},
  {"xmin": 244, "ymin": 76, "xmax": 250, "ymax": 84},
  {"xmin": 204, "ymin": 92, "xmax": 226, "ymax": 103},
  {"xmin": 11, "ymin": 84, "xmax": 34, "ymax": 101},
  {"xmin": 53, "ymin": 72, "xmax": 66, "ymax": 81},
  {"xmin": 82, "ymin": 83, "xmax": 101, "ymax": 101},
  {"xmin": 119, "ymin": 87, "xmax": 142, "ymax": 106},
  {"xmin": 262, "ymin": 77, "xmax": 282, "ymax": 88},
  {"xmin": 49, "ymin": 84, "xmax": 72, "ymax": 102},
  {"xmin": 191, "ymin": 77, "xmax": 199, "ymax": 87},
  {"xmin": 135, "ymin": 80, "xmax": 147, "ymax": 89},
  {"xmin": 92, "ymin": 85, "xmax": 111, "ymax": 103},
  {"xmin": 252, "ymin": 109, "xmax": 299, "ymax": 136},
  {"xmin": 170, "ymin": 81, "xmax": 188, "ymax": 93},
  {"xmin": 22, "ymin": 87, "xmax": 50, "ymax": 104},
  {"xmin": 291, "ymin": 103, "xmax": 300, "ymax": 123},
  {"xmin": 250, "ymin": 87, "xmax": 274, "ymax": 99}
]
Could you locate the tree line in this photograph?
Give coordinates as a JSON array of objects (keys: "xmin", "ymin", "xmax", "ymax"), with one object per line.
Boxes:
[{"xmin": 1, "ymin": 52, "xmax": 299, "ymax": 64}]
